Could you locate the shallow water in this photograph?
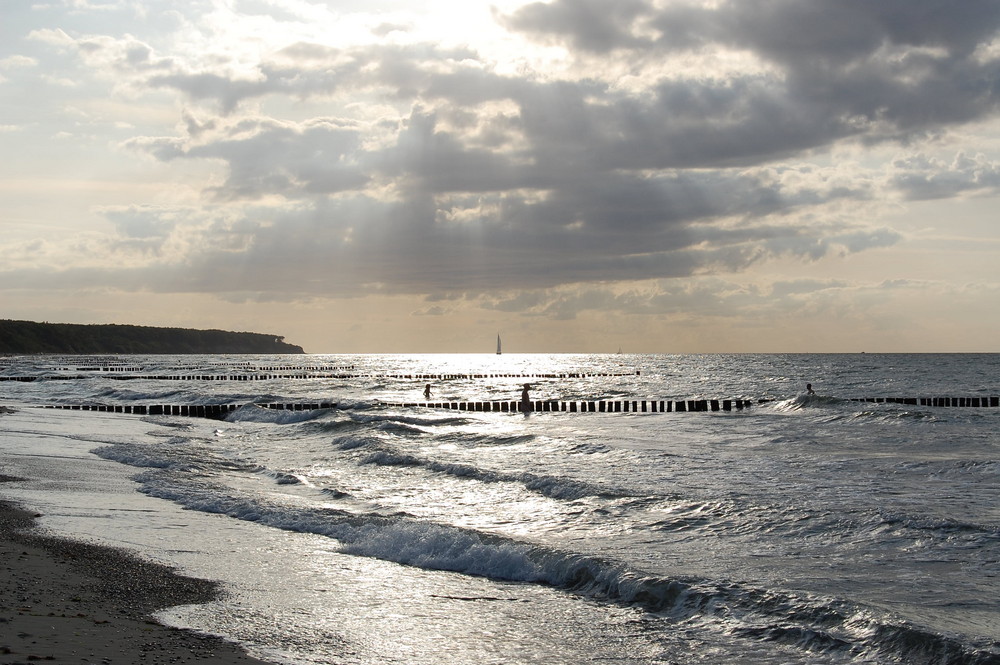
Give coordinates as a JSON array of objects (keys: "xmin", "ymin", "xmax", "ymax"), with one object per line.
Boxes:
[{"xmin": 1, "ymin": 353, "xmax": 998, "ymax": 663}]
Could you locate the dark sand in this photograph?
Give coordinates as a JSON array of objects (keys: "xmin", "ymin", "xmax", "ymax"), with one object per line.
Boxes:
[{"xmin": 0, "ymin": 484, "xmax": 277, "ymax": 664}]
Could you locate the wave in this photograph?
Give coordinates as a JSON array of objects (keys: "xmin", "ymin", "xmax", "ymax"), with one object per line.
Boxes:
[
  {"xmin": 92, "ymin": 442, "xmax": 198, "ymax": 472},
  {"xmin": 259, "ymin": 469, "xmax": 304, "ymax": 485},
  {"xmin": 224, "ymin": 404, "xmax": 332, "ymax": 424},
  {"xmin": 372, "ymin": 420, "xmax": 427, "ymax": 435},
  {"xmin": 767, "ymin": 395, "xmax": 950, "ymax": 426},
  {"xmin": 127, "ymin": 471, "xmax": 998, "ymax": 665},
  {"xmin": 900, "ymin": 458, "xmax": 1000, "ymax": 480},
  {"xmin": 848, "ymin": 408, "xmax": 942, "ymax": 424},
  {"xmin": 437, "ymin": 431, "xmax": 537, "ymax": 448},
  {"xmin": 770, "ymin": 394, "xmax": 846, "ymax": 412},
  {"xmin": 351, "ymin": 411, "xmax": 471, "ymax": 427},
  {"xmin": 92, "ymin": 440, "xmax": 260, "ymax": 475},
  {"xmin": 355, "ymin": 442, "xmax": 628, "ymax": 501},
  {"xmin": 866, "ymin": 508, "xmax": 1000, "ymax": 542},
  {"xmin": 639, "ymin": 495, "xmax": 1000, "ymax": 566},
  {"xmin": 330, "ymin": 434, "xmax": 381, "ymax": 451}
]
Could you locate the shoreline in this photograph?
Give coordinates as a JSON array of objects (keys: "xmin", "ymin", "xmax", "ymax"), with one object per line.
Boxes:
[{"xmin": 0, "ymin": 491, "xmax": 277, "ymax": 665}]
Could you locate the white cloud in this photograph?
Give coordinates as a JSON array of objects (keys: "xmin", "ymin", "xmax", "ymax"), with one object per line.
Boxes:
[
  {"xmin": 0, "ymin": 54, "xmax": 39, "ymax": 69},
  {"xmin": 3, "ymin": 0, "xmax": 1000, "ymax": 350},
  {"xmin": 889, "ymin": 152, "xmax": 1000, "ymax": 200}
]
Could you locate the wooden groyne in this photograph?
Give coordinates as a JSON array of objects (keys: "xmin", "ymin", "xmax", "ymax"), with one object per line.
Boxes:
[
  {"xmin": 383, "ymin": 399, "xmax": 755, "ymax": 412},
  {"xmin": 34, "ymin": 395, "xmax": 1000, "ymax": 420},
  {"xmin": 389, "ymin": 396, "xmax": 1000, "ymax": 411},
  {"xmin": 1, "ymin": 371, "xmax": 639, "ymax": 382},
  {"xmin": 847, "ymin": 396, "xmax": 1000, "ymax": 407},
  {"xmin": 41, "ymin": 402, "xmax": 337, "ymax": 419},
  {"xmin": 38, "ymin": 399, "xmax": 745, "ymax": 418}
]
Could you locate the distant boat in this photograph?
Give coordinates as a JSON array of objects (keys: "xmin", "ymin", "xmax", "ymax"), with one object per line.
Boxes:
[{"xmin": 496, "ymin": 334, "xmax": 502, "ymax": 355}]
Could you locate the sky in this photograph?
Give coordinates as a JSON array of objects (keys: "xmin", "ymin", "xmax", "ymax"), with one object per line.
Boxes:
[{"xmin": 2, "ymin": 0, "xmax": 1000, "ymax": 353}]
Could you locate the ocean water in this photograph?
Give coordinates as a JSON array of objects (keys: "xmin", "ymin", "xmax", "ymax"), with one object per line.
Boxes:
[{"xmin": 1, "ymin": 353, "xmax": 998, "ymax": 664}]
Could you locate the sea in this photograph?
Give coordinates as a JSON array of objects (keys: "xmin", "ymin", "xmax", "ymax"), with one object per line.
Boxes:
[{"xmin": 1, "ymin": 353, "xmax": 998, "ymax": 665}]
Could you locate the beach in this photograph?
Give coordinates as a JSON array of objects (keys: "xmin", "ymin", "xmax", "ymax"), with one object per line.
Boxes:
[
  {"xmin": 0, "ymin": 494, "xmax": 274, "ymax": 665},
  {"xmin": 1, "ymin": 403, "xmax": 274, "ymax": 665}
]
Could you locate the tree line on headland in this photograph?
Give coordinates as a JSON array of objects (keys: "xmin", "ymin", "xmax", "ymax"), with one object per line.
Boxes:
[{"xmin": 0, "ymin": 320, "xmax": 305, "ymax": 354}]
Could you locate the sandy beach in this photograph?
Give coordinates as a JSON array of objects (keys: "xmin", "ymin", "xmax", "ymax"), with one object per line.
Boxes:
[{"xmin": 0, "ymin": 470, "xmax": 276, "ymax": 665}]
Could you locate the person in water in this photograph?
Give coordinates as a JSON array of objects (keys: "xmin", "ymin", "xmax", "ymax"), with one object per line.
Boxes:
[
  {"xmin": 806, "ymin": 383, "xmax": 816, "ymax": 395},
  {"xmin": 423, "ymin": 384, "xmax": 432, "ymax": 400},
  {"xmin": 520, "ymin": 383, "xmax": 532, "ymax": 413}
]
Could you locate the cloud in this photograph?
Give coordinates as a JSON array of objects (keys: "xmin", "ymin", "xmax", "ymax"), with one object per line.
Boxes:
[
  {"xmin": 476, "ymin": 276, "xmax": 871, "ymax": 322},
  {"xmin": 503, "ymin": 0, "xmax": 1000, "ymax": 60},
  {"xmin": 0, "ymin": 55, "xmax": 39, "ymax": 69},
  {"xmin": 889, "ymin": 152, "xmax": 1000, "ymax": 199},
  {"xmin": 142, "ymin": 42, "xmax": 484, "ymax": 115},
  {"xmin": 499, "ymin": 0, "xmax": 652, "ymax": 52},
  {"xmin": 27, "ymin": 28, "xmax": 78, "ymax": 48},
  {"xmin": 6, "ymin": 0, "xmax": 998, "ymax": 344},
  {"xmin": 501, "ymin": 0, "xmax": 1000, "ymax": 146}
]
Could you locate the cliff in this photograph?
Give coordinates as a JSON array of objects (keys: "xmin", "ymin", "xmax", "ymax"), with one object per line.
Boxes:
[{"xmin": 0, "ymin": 320, "xmax": 305, "ymax": 354}]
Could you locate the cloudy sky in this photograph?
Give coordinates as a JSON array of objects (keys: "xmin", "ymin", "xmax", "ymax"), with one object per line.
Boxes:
[{"xmin": 2, "ymin": 0, "xmax": 1000, "ymax": 353}]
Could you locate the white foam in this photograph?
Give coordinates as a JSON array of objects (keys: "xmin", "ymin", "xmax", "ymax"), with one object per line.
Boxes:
[{"xmin": 225, "ymin": 404, "xmax": 329, "ymax": 425}]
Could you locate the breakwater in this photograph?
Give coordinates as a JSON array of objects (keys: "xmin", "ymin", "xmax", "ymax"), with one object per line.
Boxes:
[
  {"xmin": 35, "ymin": 395, "xmax": 1000, "ymax": 420},
  {"xmin": 1, "ymin": 370, "xmax": 638, "ymax": 382},
  {"xmin": 40, "ymin": 402, "xmax": 336, "ymax": 418},
  {"xmin": 384, "ymin": 399, "xmax": 755, "ymax": 412}
]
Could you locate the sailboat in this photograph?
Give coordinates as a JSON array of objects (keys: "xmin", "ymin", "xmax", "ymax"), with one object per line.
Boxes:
[{"xmin": 496, "ymin": 334, "xmax": 502, "ymax": 355}]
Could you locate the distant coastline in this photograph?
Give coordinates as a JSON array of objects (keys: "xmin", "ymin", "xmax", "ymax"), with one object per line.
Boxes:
[{"xmin": 0, "ymin": 319, "xmax": 305, "ymax": 354}]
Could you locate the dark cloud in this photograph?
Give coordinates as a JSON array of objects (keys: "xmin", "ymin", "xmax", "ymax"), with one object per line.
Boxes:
[
  {"xmin": 502, "ymin": 0, "xmax": 1000, "ymax": 146},
  {"xmin": 378, "ymin": 109, "xmax": 532, "ymax": 193},
  {"xmin": 148, "ymin": 71, "xmax": 268, "ymax": 115},
  {"xmin": 127, "ymin": 2, "xmax": 1000, "ymax": 181},
  {"xmin": 147, "ymin": 42, "xmax": 484, "ymax": 114},
  {"xmin": 890, "ymin": 152, "xmax": 1000, "ymax": 200},
  {"xmin": 503, "ymin": 0, "xmax": 1000, "ymax": 59},
  {"xmin": 497, "ymin": 0, "xmax": 651, "ymax": 52},
  {"xmin": 29, "ymin": 0, "xmax": 1000, "ymax": 317}
]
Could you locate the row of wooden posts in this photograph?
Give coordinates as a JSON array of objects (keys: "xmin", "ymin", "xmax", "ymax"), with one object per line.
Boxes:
[
  {"xmin": 41, "ymin": 402, "xmax": 336, "ymax": 419},
  {"xmin": 388, "ymin": 399, "xmax": 755, "ymax": 412},
  {"xmin": 37, "ymin": 395, "xmax": 1000, "ymax": 420},
  {"xmin": 0, "ymin": 371, "xmax": 641, "ymax": 382},
  {"xmin": 39, "ymin": 399, "xmax": 747, "ymax": 418},
  {"xmin": 33, "ymin": 365, "xmax": 358, "ymax": 373},
  {"xmin": 848, "ymin": 396, "xmax": 1000, "ymax": 407},
  {"xmin": 38, "ymin": 399, "xmax": 749, "ymax": 418},
  {"xmin": 390, "ymin": 396, "xmax": 1000, "ymax": 410}
]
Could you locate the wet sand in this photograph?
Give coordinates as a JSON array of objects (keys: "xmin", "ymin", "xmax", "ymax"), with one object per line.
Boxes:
[{"xmin": 0, "ymin": 493, "xmax": 276, "ymax": 665}]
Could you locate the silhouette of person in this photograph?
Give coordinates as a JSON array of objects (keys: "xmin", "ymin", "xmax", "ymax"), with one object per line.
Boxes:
[
  {"xmin": 423, "ymin": 384, "xmax": 432, "ymax": 400},
  {"xmin": 806, "ymin": 383, "xmax": 816, "ymax": 395},
  {"xmin": 520, "ymin": 383, "xmax": 532, "ymax": 414}
]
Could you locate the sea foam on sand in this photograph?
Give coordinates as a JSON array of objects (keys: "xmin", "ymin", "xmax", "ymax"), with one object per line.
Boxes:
[{"xmin": 0, "ymin": 406, "xmax": 275, "ymax": 665}]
